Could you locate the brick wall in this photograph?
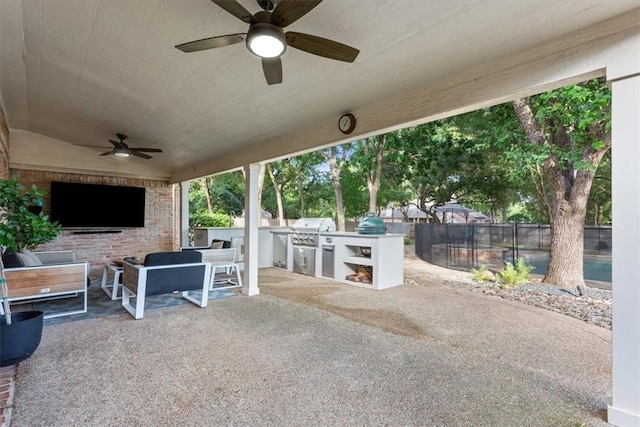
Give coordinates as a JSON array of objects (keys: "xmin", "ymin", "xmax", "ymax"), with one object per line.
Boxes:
[{"xmin": 11, "ymin": 169, "xmax": 176, "ymax": 278}]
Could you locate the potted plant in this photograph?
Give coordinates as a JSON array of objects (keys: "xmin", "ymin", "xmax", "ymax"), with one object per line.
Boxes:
[{"xmin": 0, "ymin": 176, "xmax": 61, "ymax": 367}]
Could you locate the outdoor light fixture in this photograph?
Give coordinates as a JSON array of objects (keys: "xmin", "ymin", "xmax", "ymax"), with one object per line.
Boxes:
[
  {"xmin": 113, "ymin": 148, "xmax": 131, "ymax": 158},
  {"xmin": 246, "ymin": 23, "xmax": 286, "ymax": 58}
]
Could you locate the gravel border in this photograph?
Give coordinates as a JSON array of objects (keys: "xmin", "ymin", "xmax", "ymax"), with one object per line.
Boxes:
[{"xmin": 439, "ymin": 278, "xmax": 612, "ymax": 329}]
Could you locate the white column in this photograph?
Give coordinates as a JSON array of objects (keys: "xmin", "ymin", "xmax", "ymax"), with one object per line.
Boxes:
[
  {"xmin": 609, "ymin": 72, "xmax": 640, "ymax": 426},
  {"xmin": 242, "ymin": 164, "xmax": 260, "ymax": 296},
  {"xmin": 180, "ymin": 181, "xmax": 190, "ymax": 247}
]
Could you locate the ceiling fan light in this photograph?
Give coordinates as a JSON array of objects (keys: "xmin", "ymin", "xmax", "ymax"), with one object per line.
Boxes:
[
  {"xmin": 113, "ymin": 148, "xmax": 130, "ymax": 158},
  {"xmin": 246, "ymin": 24, "xmax": 286, "ymax": 58}
]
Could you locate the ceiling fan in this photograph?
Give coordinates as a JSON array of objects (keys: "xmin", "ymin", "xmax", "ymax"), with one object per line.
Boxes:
[
  {"xmin": 175, "ymin": 0, "xmax": 360, "ymax": 85},
  {"xmin": 74, "ymin": 134, "xmax": 163, "ymax": 159}
]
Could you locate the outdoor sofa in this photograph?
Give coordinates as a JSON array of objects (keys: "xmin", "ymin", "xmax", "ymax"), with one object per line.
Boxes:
[
  {"xmin": 1, "ymin": 250, "xmax": 89, "ymax": 318},
  {"xmin": 121, "ymin": 251, "xmax": 212, "ymax": 320}
]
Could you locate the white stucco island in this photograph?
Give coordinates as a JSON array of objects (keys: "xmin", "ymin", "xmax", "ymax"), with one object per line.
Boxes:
[{"xmin": 319, "ymin": 232, "xmax": 405, "ymax": 290}]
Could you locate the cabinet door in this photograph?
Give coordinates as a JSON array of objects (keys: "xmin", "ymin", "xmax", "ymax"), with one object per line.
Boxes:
[{"xmin": 293, "ymin": 247, "xmax": 316, "ymax": 276}]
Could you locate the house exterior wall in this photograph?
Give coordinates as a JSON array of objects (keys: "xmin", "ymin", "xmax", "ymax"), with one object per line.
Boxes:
[{"xmin": 10, "ymin": 169, "xmax": 175, "ymax": 278}]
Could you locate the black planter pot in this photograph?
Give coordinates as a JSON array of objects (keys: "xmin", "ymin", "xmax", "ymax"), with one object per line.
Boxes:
[{"xmin": 1, "ymin": 311, "xmax": 44, "ymax": 367}]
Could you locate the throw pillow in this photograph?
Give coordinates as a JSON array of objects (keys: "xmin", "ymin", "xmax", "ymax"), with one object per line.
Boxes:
[
  {"xmin": 16, "ymin": 252, "xmax": 38, "ymax": 267},
  {"xmin": 20, "ymin": 248, "xmax": 43, "ymax": 266},
  {"xmin": 210, "ymin": 241, "xmax": 224, "ymax": 249}
]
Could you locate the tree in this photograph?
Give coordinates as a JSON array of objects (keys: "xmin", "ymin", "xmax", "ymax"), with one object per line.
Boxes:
[
  {"xmin": 512, "ymin": 78, "xmax": 611, "ymax": 290},
  {"xmin": 323, "ymin": 145, "xmax": 349, "ymax": 230},
  {"xmin": 391, "ymin": 120, "xmax": 509, "ymax": 222}
]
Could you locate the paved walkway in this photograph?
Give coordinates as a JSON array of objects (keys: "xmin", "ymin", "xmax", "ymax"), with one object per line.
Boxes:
[{"xmin": 7, "ymin": 265, "xmax": 611, "ymax": 426}]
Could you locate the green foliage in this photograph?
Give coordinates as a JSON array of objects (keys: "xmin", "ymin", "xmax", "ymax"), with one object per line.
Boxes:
[
  {"xmin": 471, "ymin": 265, "xmax": 495, "ymax": 282},
  {"xmin": 0, "ymin": 176, "xmax": 61, "ymax": 253},
  {"xmin": 189, "ymin": 212, "xmax": 233, "ymax": 228},
  {"xmin": 496, "ymin": 259, "xmax": 534, "ymax": 287},
  {"xmin": 189, "ymin": 173, "xmax": 244, "ymax": 218}
]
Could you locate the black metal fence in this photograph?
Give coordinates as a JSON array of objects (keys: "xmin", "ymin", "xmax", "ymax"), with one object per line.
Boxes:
[{"xmin": 415, "ymin": 223, "xmax": 612, "ymax": 280}]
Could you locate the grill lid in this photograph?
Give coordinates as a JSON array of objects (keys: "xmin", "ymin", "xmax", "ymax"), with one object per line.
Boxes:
[{"xmin": 292, "ymin": 217, "xmax": 336, "ymax": 232}]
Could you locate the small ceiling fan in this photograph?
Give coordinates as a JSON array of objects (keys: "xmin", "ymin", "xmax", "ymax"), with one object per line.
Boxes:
[
  {"xmin": 74, "ymin": 134, "xmax": 163, "ymax": 159},
  {"xmin": 175, "ymin": 0, "xmax": 360, "ymax": 85}
]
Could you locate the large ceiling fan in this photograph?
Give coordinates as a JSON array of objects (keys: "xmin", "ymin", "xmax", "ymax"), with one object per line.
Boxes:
[
  {"xmin": 175, "ymin": 0, "xmax": 360, "ymax": 85},
  {"xmin": 74, "ymin": 134, "xmax": 163, "ymax": 159}
]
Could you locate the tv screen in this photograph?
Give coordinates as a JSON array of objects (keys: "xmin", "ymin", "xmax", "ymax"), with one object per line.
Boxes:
[{"xmin": 50, "ymin": 182, "xmax": 145, "ymax": 228}]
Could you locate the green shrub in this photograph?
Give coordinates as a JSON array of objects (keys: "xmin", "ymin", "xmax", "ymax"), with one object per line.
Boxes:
[
  {"xmin": 496, "ymin": 258, "xmax": 534, "ymax": 287},
  {"xmin": 189, "ymin": 212, "xmax": 233, "ymax": 228},
  {"xmin": 471, "ymin": 265, "xmax": 495, "ymax": 282}
]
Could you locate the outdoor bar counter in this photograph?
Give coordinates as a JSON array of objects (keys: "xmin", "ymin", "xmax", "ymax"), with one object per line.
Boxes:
[{"xmin": 319, "ymin": 232, "xmax": 404, "ymax": 290}]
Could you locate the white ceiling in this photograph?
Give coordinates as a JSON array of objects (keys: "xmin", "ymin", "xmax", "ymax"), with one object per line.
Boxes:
[{"xmin": 1, "ymin": 0, "xmax": 639, "ymax": 182}]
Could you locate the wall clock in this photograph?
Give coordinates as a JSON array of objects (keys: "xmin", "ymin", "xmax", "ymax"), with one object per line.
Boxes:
[{"xmin": 338, "ymin": 113, "xmax": 356, "ymax": 134}]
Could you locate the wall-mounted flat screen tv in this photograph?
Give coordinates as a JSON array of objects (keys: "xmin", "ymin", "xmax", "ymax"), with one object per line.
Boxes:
[{"xmin": 50, "ymin": 181, "xmax": 145, "ymax": 228}]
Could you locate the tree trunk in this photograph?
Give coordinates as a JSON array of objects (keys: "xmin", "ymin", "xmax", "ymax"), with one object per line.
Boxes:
[
  {"xmin": 326, "ymin": 146, "xmax": 346, "ymax": 231},
  {"xmin": 297, "ymin": 179, "xmax": 305, "ymax": 218},
  {"xmin": 199, "ymin": 178, "xmax": 214, "ymax": 214},
  {"xmin": 364, "ymin": 135, "xmax": 385, "ymax": 214},
  {"xmin": 545, "ymin": 180, "xmax": 588, "ymax": 288},
  {"xmin": 267, "ymin": 164, "xmax": 285, "ymax": 226}
]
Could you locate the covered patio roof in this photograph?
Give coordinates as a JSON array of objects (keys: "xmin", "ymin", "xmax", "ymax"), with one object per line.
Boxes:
[{"xmin": 1, "ymin": 1, "xmax": 638, "ymax": 182}]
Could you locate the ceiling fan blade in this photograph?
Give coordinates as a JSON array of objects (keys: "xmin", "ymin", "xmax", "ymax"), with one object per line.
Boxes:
[
  {"xmin": 130, "ymin": 151, "xmax": 152, "ymax": 160},
  {"xmin": 176, "ymin": 34, "xmax": 246, "ymax": 53},
  {"xmin": 100, "ymin": 151, "xmax": 113, "ymax": 156},
  {"xmin": 130, "ymin": 148, "xmax": 163, "ymax": 153},
  {"xmin": 74, "ymin": 144, "xmax": 111, "ymax": 149},
  {"xmin": 271, "ymin": 0, "xmax": 323, "ymax": 28},
  {"xmin": 211, "ymin": 0, "xmax": 256, "ymax": 24},
  {"xmin": 286, "ymin": 32, "xmax": 359, "ymax": 62},
  {"xmin": 108, "ymin": 139, "xmax": 126, "ymax": 148},
  {"xmin": 262, "ymin": 57, "xmax": 283, "ymax": 85}
]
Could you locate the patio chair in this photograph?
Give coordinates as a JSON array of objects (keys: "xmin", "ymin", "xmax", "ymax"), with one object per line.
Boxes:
[{"xmin": 194, "ymin": 248, "xmax": 243, "ymax": 291}]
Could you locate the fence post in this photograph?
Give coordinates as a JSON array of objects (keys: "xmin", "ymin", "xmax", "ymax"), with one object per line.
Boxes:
[{"xmin": 511, "ymin": 222, "xmax": 516, "ymax": 263}]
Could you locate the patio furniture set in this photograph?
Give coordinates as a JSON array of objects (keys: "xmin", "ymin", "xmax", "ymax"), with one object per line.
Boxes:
[{"xmin": 2, "ymin": 243, "xmax": 243, "ymax": 320}]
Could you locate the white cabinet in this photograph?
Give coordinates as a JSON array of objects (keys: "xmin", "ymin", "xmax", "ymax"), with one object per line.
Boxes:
[{"xmin": 320, "ymin": 233, "xmax": 404, "ymax": 290}]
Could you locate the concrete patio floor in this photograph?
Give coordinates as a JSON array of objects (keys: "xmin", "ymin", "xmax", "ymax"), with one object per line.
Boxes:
[{"xmin": 10, "ymin": 266, "xmax": 611, "ymax": 426}]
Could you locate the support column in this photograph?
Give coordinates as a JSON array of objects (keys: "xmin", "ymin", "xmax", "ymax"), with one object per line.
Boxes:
[
  {"xmin": 242, "ymin": 163, "xmax": 260, "ymax": 296},
  {"xmin": 180, "ymin": 181, "xmax": 190, "ymax": 247},
  {"xmin": 608, "ymin": 71, "xmax": 640, "ymax": 426}
]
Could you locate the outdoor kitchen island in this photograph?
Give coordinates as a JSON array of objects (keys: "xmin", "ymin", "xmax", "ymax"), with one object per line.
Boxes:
[{"xmin": 319, "ymin": 232, "xmax": 404, "ymax": 290}]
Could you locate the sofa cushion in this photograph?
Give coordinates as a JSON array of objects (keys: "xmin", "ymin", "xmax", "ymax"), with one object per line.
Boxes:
[
  {"xmin": 16, "ymin": 253, "xmax": 38, "ymax": 266},
  {"xmin": 20, "ymin": 248, "xmax": 43, "ymax": 266},
  {"xmin": 143, "ymin": 251, "xmax": 202, "ymax": 266}
]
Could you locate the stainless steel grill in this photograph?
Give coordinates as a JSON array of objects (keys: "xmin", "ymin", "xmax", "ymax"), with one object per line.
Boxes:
[
  {"xmin": 290, "ymin": 218, "xmax": 336, "ymax": 247},
  {"xmin": 290, "ymin": 218, "xmax": 336, "ymax": 276}
]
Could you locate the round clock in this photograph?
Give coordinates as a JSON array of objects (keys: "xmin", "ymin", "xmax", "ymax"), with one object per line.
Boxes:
[{"xmin": 338, "ymin": 113, "xmax": 356, "ymax": 134}]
